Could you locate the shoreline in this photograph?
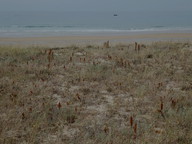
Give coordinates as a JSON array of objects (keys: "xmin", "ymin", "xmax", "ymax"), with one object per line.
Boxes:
[{"xmin": 0, "ymin": 32, "xmax": 192, "ymax": 47}]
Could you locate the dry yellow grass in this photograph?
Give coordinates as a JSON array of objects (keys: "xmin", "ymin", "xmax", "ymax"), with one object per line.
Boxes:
[{"xmin": 0, "ymin": 42, "xmax": 192, "ymax": 143}]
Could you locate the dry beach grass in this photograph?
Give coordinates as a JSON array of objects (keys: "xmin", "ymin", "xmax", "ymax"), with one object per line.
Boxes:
[{"xmin": 0, "ymin": 41, "xmax": 192, "ymax": 143}]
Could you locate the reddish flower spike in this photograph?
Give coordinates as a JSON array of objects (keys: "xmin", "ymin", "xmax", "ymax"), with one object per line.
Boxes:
[
  {"xmin": 160, "ymin": 102, "xmax": 163, "ymax": 111},
  {"xmin": 130, "ymin": 116, "xmax": 133, "ymax": 127},
  {"xmin": 57, "ymin": 102, "xmax": 62, "ymax": 109},
  {"xmin": 134, "ymin": 123, "xmax": 137, "ymax": 134}
]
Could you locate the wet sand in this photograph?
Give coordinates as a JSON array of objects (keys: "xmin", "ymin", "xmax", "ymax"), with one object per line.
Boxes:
[{"xmin": 0, "ymin": 33, "xmax": 192, "ymax": 47}]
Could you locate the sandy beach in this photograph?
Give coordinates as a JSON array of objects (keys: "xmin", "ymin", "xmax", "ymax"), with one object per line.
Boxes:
[
  {"xmin": 0, "ymin": 33, "xmax": 192, "ymax": 47},
  {"xmin": 1, "ymin": 0, "xmax": 192, "ymax": 143}
]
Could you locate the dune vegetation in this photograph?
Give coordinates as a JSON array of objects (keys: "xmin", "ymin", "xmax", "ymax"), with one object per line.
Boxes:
[{"xmin": 0, "ymin": 41, "xmax": 192, "ymax": 144}]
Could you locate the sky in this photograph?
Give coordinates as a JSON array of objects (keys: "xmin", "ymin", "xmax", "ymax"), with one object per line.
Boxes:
[{"xmin": 0, "ymin": 0, "xmax": 192, "ymax": 12}]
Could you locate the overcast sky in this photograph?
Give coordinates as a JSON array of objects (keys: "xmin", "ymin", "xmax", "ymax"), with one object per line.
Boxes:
[{"xmin": 0, "ymin": 0, "xmax": 192, "ymax": 12}]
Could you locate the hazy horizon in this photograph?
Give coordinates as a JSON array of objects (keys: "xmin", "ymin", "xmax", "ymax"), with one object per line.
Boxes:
[{"xmin": 0, "ymin": 0, "xmax": 192, "ymax": 12}]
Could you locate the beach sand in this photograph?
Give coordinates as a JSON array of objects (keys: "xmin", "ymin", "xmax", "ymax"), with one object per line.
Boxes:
[{"xmin": 0, "ymin": 33, "xmax": 192, "ymax": 47}]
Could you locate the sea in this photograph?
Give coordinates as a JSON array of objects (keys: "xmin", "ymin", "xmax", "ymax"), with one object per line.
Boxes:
[{"xmin": 0, "ymin": 11, "xmax": 192, "ymax": 37}]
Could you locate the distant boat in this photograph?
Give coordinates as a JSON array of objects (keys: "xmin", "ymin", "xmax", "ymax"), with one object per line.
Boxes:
[{"xmin": 113, "ymin": 14, "xmax": 118, "ymax": 16}]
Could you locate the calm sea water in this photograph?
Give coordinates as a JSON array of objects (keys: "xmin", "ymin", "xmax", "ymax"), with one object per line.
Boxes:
[{"xmin": 0, "ymin": 11, "xmax": 192, "ymax": 37}]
